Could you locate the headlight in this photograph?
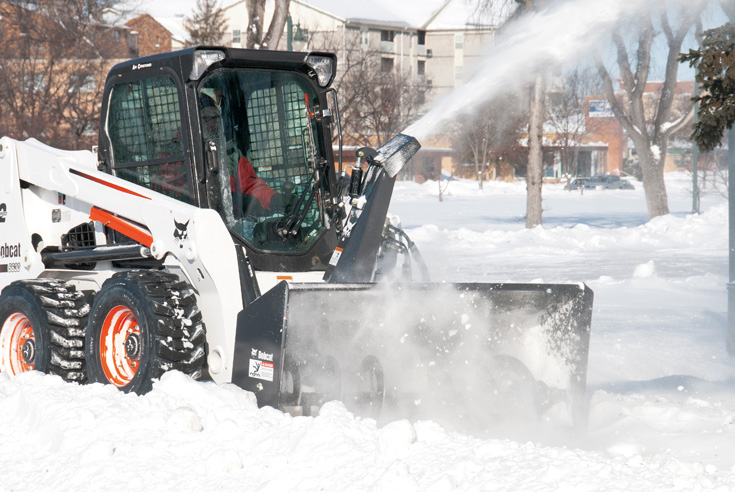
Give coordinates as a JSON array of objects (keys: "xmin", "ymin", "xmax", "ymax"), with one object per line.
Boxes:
[
  {"xmin": 190, "ymin": 50, "xmax": 225, "ymax": 81},
  {"xmin": 306, "ymin": 54, "xmax": 336, "ymax": 87}
]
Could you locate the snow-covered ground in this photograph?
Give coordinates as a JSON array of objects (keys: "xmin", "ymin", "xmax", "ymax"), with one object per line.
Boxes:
[{"xmin": 2, "ymin": 173, "xmax": 734, "ymax": 491}]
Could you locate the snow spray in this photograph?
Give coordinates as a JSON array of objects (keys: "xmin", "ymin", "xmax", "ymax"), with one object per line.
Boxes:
[{"xmin": 403, "ymin": 0, "xmax": 660, "ymax": 141}]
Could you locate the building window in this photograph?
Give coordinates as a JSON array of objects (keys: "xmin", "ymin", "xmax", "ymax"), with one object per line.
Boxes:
[
  {"xmin": 232, "ymin": 29, "xmax": 241, "ymax": 44},
  {"xmin": 21, "ymin": 73, "xmax": 46, "ymax": 93},
  {"xmin": 454, "ymin": 65, "xmax": 463, "ymax": 81},
  {"xmin": 128, "ymin": 31, "xmax": 138, "ymax": 51},
  {"xmin": 417, "ymin": 30, "xmax": 426, "ymax": 45},
  {"xmin": 454, "ymin": 33, "xmax": 464, "ymax": 50},
  {"xmin": 417, "ymin": 60, "xmax": 425, "ymax": 76},
  {"xmin": 361, "ymin": 29, "xmax": 369, "ymax": 46},
  {"xmin": 381, "ymin": 57, "xmax": 394, "ymax": 73},
  {"xmin": 68, "ymin": 73, "xmax": 95, "ymax": 93},
  {"xmin": 381, "ymin": 30, "xmax": 395, "ymax": 42}
]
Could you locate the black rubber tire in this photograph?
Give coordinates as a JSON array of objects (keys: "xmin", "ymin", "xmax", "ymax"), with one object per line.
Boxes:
[
  {"xmin": 85, "ymin": 271, "xmax": 206, "ymax": 394},
  {"xmin": 0, "ymin": 279, "xmax": 91, "ymax": 381}
]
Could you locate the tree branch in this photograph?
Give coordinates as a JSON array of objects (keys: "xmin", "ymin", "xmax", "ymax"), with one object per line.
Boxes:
[
  {"xmin": 593, "ymin": 49, "xmax": 638, "ymax": 137},
  {"xmin": 611, "ymin": 28, "xmax": 635, "ymax": 93}
]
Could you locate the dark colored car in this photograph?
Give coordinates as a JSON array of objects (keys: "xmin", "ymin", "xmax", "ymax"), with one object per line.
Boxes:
[
  {"xmin": 584, "ymin": 174, "xmax": 635, "ymax": 190},
  {"xmin": 564, "ymin": 177, "xmax": 588, "ymax": 190}
]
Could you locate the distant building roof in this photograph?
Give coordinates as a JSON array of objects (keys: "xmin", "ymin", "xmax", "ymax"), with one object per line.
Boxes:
[
  {"xmin": 293, "ymin": 0, "xmax": 516, "ymax": 30},
  {"xmin": 156, "ymin": 16, "xmax": 187, "ymax": 46}
]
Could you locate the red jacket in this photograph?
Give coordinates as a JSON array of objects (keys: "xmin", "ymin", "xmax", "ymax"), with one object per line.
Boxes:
[{"xmin": 230, "ymin": 156, "xmax": 276, "ymax": 209}]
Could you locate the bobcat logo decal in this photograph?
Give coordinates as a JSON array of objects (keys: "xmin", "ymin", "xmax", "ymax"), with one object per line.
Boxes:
[{"xmin": 173, "ymin": 219, "xmax": 189, "ymax": 248}]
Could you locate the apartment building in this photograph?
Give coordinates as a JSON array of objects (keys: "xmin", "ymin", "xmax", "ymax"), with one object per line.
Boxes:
[
  {"xmin": 147, "ymin": 0, "xmax": 514, "ymax": 181},
  {"xmin": 0, "ymin": 1, "xmax": 172, "ymax": 149}
]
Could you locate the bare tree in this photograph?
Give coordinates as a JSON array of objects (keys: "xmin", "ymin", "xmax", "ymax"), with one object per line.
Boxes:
[
  {"xmin": 719, "ymin": 0, "xmax": 735, "ymax": 21},
  {"xmin": 547, "ymin": 67, "xmax": 602, "ymax": 189},
  {"xmin": 306, "ymin": 29, "xmax": 427, "ymax": 149},
  {"xmin": 526, "ymin": 67, "xmax": 545, "ymax": 227},
  {"xmin": 0, "ymin": 0, "xmax": 131, "ymax": 150},
  {"xmin": 594, "ymin": 2, "xmax": 706, "ymax": 219},
  {"xmin": 452, "ymin": 94, "xmax": 527, "ymax": 188},
  {"xmin": 245, "ymin": 0, "xmax": 291, "ymax": 49},
  {"xmin": 184, "ymin": 0, "xmax": 228, "ymax": 46},
  {"xmin": 470, "ymin": 0, "xmax": 543, "ymax": 226},
  {"xmin": 345, "ymin": 60, "xmax": 426, "ymax": 148}
]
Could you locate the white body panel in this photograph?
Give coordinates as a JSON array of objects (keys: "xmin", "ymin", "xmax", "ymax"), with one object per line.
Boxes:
[
  {"xmin": 254, "ymin": 271, "xmax": 325, "ymax": 293},
  {"xmin": 0, "ymin": 137, "xmax": 244, "ymax": 384}
]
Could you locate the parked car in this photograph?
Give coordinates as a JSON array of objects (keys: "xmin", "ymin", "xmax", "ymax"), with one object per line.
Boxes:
[
  {"xmin": 584, "ymin": 174, "xmax": 635, "ymax": 190},
  {"xmin": 564, "ymin": 177, "xmax": 588, "ymax": 190}
]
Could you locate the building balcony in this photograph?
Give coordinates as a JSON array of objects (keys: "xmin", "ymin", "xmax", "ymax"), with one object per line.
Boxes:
[{"xmin": 380, "ymin": 40, "xmax": 395, "ymax": 53}]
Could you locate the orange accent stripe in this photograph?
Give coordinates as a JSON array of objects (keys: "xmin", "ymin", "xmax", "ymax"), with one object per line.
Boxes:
[
  {"xmin": 70, "ymin": 169, "xmax": 150, "ymax": 200},
  {"xmin": 276, "ymin": 276, "xmax": 293, "ymax": 280},
  {"xmin": 90, "ymin": 207, "xmax": 154, "ymax": 247},
  {"xmin": 304, "ymin": 93, "xmax": 314, "ymax": 118}
]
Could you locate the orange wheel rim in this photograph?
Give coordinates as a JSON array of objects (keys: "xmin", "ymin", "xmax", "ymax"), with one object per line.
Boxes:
[
  {"xmin": 100, "ymin": 305, "xmax": 141, "ymax": 387},
  {"xmin": 0, "ymin": 313, "xmax": 36, "ymax": 375}
]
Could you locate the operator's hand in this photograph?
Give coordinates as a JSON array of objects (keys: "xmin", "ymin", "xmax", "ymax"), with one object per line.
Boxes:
[{"xmin": 269, "ymin": 193, "xmax": 286, "ymax": 213}]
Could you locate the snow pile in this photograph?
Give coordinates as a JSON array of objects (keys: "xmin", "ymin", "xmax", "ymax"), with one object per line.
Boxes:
[
  {"xmin": 2, "ymin": 172, "xmax": 735, "ymax": 490},
  {"xmin": 2, "ymin": 371, "xmax": 734, "ymax": 491}
]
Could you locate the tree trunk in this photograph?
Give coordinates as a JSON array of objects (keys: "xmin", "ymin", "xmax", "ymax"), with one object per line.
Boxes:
[
  {"xmin": 262, "ymin": 0, "xmax": 291, "ymax": 49},
  {"xmin": 638, "ymin": 146, "xmax": 670, "ymax": 217},
  {"xmin": 526, "ymin": 72, "xmax": 545, "ymax": 228},
  {"xmin": 246, "ymin": 0, "xmax": 265, "ymax": 49}
]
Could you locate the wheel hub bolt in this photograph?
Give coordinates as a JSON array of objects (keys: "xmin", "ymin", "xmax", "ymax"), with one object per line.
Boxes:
[
  {"xmin": 125, "ymin": 333, "xmax": 140, "ymax": 360},
  {"xmin": 21, "ymin": 339, "xmax": 36, "ymax": 365}
]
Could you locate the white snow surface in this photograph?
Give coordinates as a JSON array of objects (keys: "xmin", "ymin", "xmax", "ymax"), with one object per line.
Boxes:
[{"xmin": 3, "ymin": 173, "xmax": 735, "ymax": 491}]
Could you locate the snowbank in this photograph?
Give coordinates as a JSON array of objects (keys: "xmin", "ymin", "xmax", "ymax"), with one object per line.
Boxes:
[{"xmin": 2, "ymin": 172, "xmax": 735, "ymax": 490}]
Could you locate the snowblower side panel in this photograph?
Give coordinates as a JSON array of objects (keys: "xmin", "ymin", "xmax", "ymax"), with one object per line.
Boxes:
[
  {"xmin": 233, "ymin": 282, "xmax": 593, "ymax": 430},
  {"xmin": 233, "ymin": 281, "xmax": 289, "ymax": 407}
]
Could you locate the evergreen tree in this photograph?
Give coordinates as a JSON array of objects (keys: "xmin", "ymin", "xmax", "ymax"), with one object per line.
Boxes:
[
  {"xmin": 680, "ymin": 23, "xmax": 735, "ymax": 153},
  {"xmin": 184, "ymin": 0, "xmax": 228, "ymax": 46}
]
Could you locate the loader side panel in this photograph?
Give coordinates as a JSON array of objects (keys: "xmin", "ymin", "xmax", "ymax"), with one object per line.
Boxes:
[{"xmin": 0, "ymin": 139, "xmax": 45, "ymax": 289}]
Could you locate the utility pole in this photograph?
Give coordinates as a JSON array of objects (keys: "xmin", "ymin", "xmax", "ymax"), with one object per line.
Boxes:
[
  {"xmin": 728, "ymin": 126, "xmax": 735, "ymax": 354},
  {"xmin": 286, "ymin": 15, "xmax": 292, "ymax": 51},
  {"xmin": 692, "ymin": 81, "xmax": 700, "ymax": 214}
]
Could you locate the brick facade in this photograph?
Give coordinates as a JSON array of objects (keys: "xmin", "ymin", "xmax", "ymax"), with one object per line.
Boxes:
[
  {"xmin": 125, "ymin": 14, "xmax": 172, "ymax": 58},
  {"xmin": 585, "ymin": 96, "xmax": 625, "ymax": 175}
]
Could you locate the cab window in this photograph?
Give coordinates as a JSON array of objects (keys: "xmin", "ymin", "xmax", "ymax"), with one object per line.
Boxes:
[
  {"xmin": 107, "ymin": 76, "xmax": 193, "ymax": 204},
  {"xmin": 198, "ymin": 69, "xmax": 327, "ymax": 255}
]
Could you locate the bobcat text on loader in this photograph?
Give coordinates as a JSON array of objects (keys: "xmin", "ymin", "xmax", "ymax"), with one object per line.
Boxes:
[{"xmin": 0, "ymin": 47, "xmax": 593, "ymax": 432}]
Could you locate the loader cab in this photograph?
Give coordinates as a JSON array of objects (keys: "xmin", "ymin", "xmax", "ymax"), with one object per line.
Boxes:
[{"xmin": 98, "ymin": 48, "xmax": 340, "ymax": 271}]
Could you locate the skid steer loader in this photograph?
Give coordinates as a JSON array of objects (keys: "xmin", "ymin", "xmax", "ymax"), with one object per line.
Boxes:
[{"xmin": 0, "ymin": 47, "xmax": 593, "ymax": 432}]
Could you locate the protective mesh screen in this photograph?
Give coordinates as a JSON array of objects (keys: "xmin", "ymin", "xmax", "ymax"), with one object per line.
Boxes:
[
  {"xmin": 247, "ymin": 82, "xmax": 312, "ymax": 187},
  {"xmin": 107, "ymin": 76, "xmax": 192, "ymax": 203}
]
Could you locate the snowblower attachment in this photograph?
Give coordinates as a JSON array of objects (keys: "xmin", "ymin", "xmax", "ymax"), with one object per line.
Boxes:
[{"xmin": 234, "ymin": 281, "xmax": 593, "ymax": 433}]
